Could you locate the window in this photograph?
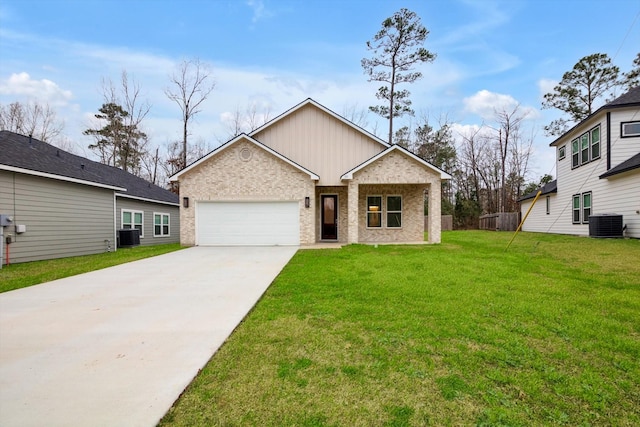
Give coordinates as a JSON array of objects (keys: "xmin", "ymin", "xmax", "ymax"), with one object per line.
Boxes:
[
  {"xmin": 122, "ymin": 210, "xmax": 143, "ymax": 237},
  {"xmin": 590, "ymin": 127, "xmax": 600, "ymax": 160},
  {"xmin": 621, "ymin": 121, "xmax": 640, "ymax": 138},
  {"xmin": 386, "ymin": 196, "xmax": 402, "ymax": 228},
  {"xmin": 367, "ymin": 196, "xmax": 382, "ymax": 228},
  {"xmin": 572, "ymin": 192, "xmax": 593, "ymax": 224},
  {"xmin": 582, "ymin": 192, "xmax": 592, "ymax": 224},
  {"xmin": 154, "ymin": 213, "xmax": 170, "ymax": 237},
  {"xmin": 572, "ymin": 195, "xmax": 580, "ymax": 224},
  {"xmin": 546, "ymin": 196, "xmax": 550, "ymax": 215},
  {"xmin": 571, "ymin": 138, "xmax": 579, "ymax": 168},
  {"xmin": 558, "ymin": 145, "xmax": 566, "ymax": 160},
  {"xmin": 571, "ymin": 125, "xmax": 601, "ymax": 169}
]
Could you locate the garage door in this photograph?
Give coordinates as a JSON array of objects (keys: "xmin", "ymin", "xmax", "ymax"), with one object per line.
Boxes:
[{"xmin": 196, "ymin": 202, "xmax": 300, "ymax": 246}]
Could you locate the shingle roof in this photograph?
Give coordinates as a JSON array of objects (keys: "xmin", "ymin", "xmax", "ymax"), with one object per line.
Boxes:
[
  {"xmin": 518, "ymin": 179, "xmax": 557, "ymax": 202},
  {"xmin": 599, "ymin": 152, "xmax": 640, "ymax": 179},
  {"xmin": 0, "ymin": 131, "xmax": 178, "ymax": 204},
  {"xmin": 605, "ymin": 86, "xmax": 640, "ymax": 107}
]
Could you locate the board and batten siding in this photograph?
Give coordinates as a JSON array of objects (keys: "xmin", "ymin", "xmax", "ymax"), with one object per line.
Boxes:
[
  {"xmin": 252, "ymin": 103, "xmax": 385, "ymax": 186},
  {"xmin": 115, "ymin": 197, "xmax": 180, "ymax": 246},
  {"xmin": 0, "ymin": 171, "xmax": 115, "ymax": 264}
]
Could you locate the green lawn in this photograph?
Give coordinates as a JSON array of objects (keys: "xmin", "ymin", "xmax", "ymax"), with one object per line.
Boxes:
[
  {"xmin": 160, "ymin": 231, "xmax": 640, "ymax": 426},
  {"xmin": 0, "ymin": 243, "xmax": 183, "ymax": 293}
]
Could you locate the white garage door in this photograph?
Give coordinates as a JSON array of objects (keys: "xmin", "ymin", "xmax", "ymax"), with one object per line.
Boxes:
[{"xmin": 197, "ymin": 201, "xmax": 300, "ymax": 246}]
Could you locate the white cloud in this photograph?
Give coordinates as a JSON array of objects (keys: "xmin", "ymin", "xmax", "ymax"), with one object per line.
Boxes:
[
  {"xmin": 0, "ymin": 72, "xmax": 72, "ymax": 106},
  {"xmin": 246, "ymin": 0, "xmax": 273, "ymax": 24},
  {"xmin": 537, "ymin": 78, "xmax": 557, "ymax": 100},
  {"xmin": 463, "ymin": 89, "xmax": 539, "ymax": 121}
]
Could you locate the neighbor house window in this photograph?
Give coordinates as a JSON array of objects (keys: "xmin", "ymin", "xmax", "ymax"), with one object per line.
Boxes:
[
  {"xmin": 122, "ymin": 209, "xmax": 143, "ymax": 237},
  {"xmin": 572, "ymin": 195, "xmax": 580, "ymax": 224},
  {"xmin": 367, "ymin": 196, "xmax": 382, "ymax": 228},
  {"xmin": 582, "ymin": 192, "xmax": 592, "ymax": 224},
  {"xmin": 621, "ymin": 121, "xmax": 640, "ymax": 138},
  {"xmin": 558, "ymin": 145, "xmax": 566, "ymax": 160},
  {"xmin": 386, "ymin": 196, "xmax": 402, "ymax": 228},
  {"xmin": 546, "ymin": 196, "xmax": 550, "ymax": 215},
  {"xmin": 154, "ymin": 213, "xmax": 170, "ymax": 237},
  {"xmin": 591, "ymin": 127, "xmax": 600, "ymax": 160},
  {"xmin": 571, "ymin": 138, "xmax": 579, "ymax": 168},
  {"xmin": 571, "ymin": 125, "xmax": 601, "ymax": 169}
]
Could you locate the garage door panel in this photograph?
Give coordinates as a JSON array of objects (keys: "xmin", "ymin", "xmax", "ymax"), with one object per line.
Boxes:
[{"xmin": 197, "ymin": 202, "xmax": 299, "ymax": 246}]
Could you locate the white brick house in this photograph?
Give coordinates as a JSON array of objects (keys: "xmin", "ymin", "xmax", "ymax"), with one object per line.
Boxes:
[{"xmin": 171, "ymin": 99, "xmax": 451, "ymax": 246}]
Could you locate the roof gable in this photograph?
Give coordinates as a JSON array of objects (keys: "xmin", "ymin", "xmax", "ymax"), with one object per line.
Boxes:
[
  {"xmin": 340, "ymin": 144, "xmax": 452, "ymax": 180},
  {"xmin": 170, "ymin": 133, "xmax": 320, "ymax": 181},
  {"xmin": 249, "ymin": 98, "xmax": 389, "ymax": 148},
  {"xmin": 0, "ymin": 131, "xmax": 179, "ymax": 205}
]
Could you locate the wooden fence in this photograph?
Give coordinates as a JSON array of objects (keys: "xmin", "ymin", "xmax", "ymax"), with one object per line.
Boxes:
[
  {"xmin": 424, "ymin": 215, "xmax": 453, "ymax": 231},
  {"xmin": 479, "ymin": 212, "xmax": 520, "ymax": 231}
]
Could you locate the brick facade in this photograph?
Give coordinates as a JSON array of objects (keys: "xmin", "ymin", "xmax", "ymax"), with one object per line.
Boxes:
[{"xmin": 179, "ymin": 140, "xmax": 316, "ymax": 245}]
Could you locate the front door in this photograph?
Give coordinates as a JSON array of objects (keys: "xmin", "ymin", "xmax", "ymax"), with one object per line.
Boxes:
[{"xmin": 321, "ymin": 195, "xmax": 338, "ymax": 240}]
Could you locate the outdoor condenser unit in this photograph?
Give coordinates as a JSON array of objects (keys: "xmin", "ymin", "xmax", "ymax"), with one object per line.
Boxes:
[
  {"xmin": 118, "ymin": 229, "xmax": 141, "ymax": 247},
  {"xmin": 589, "ymin": 214, "xmax": 623, "ymax": 238}
]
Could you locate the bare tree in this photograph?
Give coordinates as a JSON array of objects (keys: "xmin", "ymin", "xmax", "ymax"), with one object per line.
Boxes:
[
  {"xmin": 0, "ymin": 101, "xmax": 64, "ymax": 142},
  {"xmin": 222, "ymin": 102, "xmax": 272, "ymax": 140},
  {"xmin": 165, "ymin": 58, "xmax": 215, "ymax": 169},
  {"xmin": 341, "ymin": 103, "xmax": 370, "ymax": 130}
]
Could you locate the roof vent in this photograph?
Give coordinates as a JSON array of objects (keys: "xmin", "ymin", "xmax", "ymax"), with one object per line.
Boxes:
[
  {"xmin": 589, "ymin": 214, "xmax": 623, "ymax": 238},
  {"xmin": 81, "ymin": 163, "xmax": 85, "ymax": 170}
]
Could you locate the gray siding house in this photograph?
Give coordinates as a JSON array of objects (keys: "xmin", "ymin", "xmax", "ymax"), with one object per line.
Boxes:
[{"xmin": 0, "ymin": 131, "xmax": 180, "ymax": 265}]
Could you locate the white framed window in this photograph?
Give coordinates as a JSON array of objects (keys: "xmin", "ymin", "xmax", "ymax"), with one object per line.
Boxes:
[
  {"xmin": 546, "ymin": 196, "xmax": 550, "ymax": 215},
  {"xmin": 572, "ymin": 195, "xmax": 580, "ymax": 224},
  {"xmin": 558, "ymin": 145, "xmax": 566, "ymax": 160},
  {"xmin": 154, "ymin": 213, "xmax": 170, "ymax": 237},
  {"xmin": 621, "ymin": 121, "xmax": 640, "ymax": 138},
  {"xmin": 571, "ymin": 125, "xmax": 601, "ymax": 169},
  {"xmin": 367, "ymin": 196, "xmax": 382, "ymax": 228},
  {"xmin": 582, "ymin": 192, "xmax": 592, "ymax": 224},
  {"xmin": 122, "ymin": 209, "xmax": 144, "ymax": 237},
  {"xmin": 386, "ymin": 195, "xmax": 402, "ymax": 228}
]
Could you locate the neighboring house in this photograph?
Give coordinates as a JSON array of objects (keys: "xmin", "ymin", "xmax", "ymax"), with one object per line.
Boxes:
[
  {"xmin": 520, "ymin": 86, "xmax": 640, "ymax": 238},
  {"xmin": 0, "ymin": 131, "xmax": 180, "ymax": 265},
  {"xmin": 171, "ymin": 98, "xmax": 451, "ymax": 246}
]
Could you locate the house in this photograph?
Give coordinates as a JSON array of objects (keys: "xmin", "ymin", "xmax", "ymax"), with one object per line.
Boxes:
[
  {"xmin": 170, "ymin": 98, "xmax": 451, "ymax": 246},
  {"xmin": 0, "ymin": 131, "xmax": 180, "ymax": 265},
  {"xmin": 520, "ymin": 86, "xmax": 640, "ymax": 238}
]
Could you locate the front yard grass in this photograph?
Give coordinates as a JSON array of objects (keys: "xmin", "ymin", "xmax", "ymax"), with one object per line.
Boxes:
[
  {"xmin": 0, "ymin": 243, "xmax": 183, "ymax": 293},
  {"xmin": 160, "ymin": 231, "xmax": 639, "ymax": 426}
]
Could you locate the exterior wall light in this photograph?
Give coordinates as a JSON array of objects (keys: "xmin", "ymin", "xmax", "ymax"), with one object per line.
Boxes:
[
  {"xmin": 183, "ymin": 197, "xmax": 189, "ymax": 208},
  {"xmin": 305, "ymin": 197, "xmax": 310, "ymax": 208}
]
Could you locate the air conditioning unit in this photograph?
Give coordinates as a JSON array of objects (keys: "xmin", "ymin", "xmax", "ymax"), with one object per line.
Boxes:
[
  {"xmin": 118, "ymin": 229, "xmax": 141, "ymax": 247},
  {"xmin": 589, "ymin": 214, "xmax": 623, "ymax": 238}
]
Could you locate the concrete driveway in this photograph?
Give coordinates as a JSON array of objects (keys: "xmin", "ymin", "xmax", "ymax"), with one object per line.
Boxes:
[{"xmin": 0, "ymin": 246, "xmax": 298, "ymax": 427}]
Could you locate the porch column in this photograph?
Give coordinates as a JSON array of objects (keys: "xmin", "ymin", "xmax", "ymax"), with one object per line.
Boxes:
[
  {"xmin": 347, "ymin": 182, "xmax": 359, "ymax": 243},
  {"xmin": 427, "ymin": 183, "xmax": 441, "ymax": 244}
]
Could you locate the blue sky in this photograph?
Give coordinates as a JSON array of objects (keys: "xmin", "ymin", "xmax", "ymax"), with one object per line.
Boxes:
[{"xmin": 1, "ymin": 0, "xmax": 638, "ymax": 179}]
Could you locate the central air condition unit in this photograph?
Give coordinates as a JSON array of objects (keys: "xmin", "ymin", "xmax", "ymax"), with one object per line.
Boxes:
[
  {"xmin": 589, "ymin": 214, "xmax": 623, "ymax": 238},
  {"xmin": 118, "ymin": 229, "xmax": 141, "ymax": 247}
]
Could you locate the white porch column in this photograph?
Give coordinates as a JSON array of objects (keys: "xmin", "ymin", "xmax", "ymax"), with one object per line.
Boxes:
[
  {"xmin": 427, "ymin": 183, "xmax": 442, "ymax": 243},
  {"xmin": 347, "ymin": 182, "xmax": 359, "ymax": 243}
]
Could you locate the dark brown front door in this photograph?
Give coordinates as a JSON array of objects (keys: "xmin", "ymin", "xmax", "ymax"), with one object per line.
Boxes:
[{"xmin": 321, "ymin": 195, "xmax": 338, "ymax": 240}]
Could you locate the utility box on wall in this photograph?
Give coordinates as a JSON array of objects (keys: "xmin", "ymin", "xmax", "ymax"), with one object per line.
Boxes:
[{"xmin": 0, "ymin": 215, "xmax": 13, "ymax": 227}]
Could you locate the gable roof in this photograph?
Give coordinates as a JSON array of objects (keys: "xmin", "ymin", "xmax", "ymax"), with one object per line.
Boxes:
[
  {"xmin": 249, "ymin": 98, "xmax": 390, "ymax": 149},
  {"xmin": 550, "ymin": 86, "xmax": 640, "ymax": 146},
  {"xmin": 170, "ymin": 133, "xmax": 320, "ymax": 181},
  {"xmin": 518, "ymin": 179, "xmax": 557, "ymax": 202},
  {"xmin": 340, "ymin": 144, "xmax": 452, "ymax": 180},
  {"xmin": 599, "ymin": 152, "xmax": 640, "ymax": 179},
  {"xmin": 0, "ymin": 131, "xmax": 179, "ymax": 205}
]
